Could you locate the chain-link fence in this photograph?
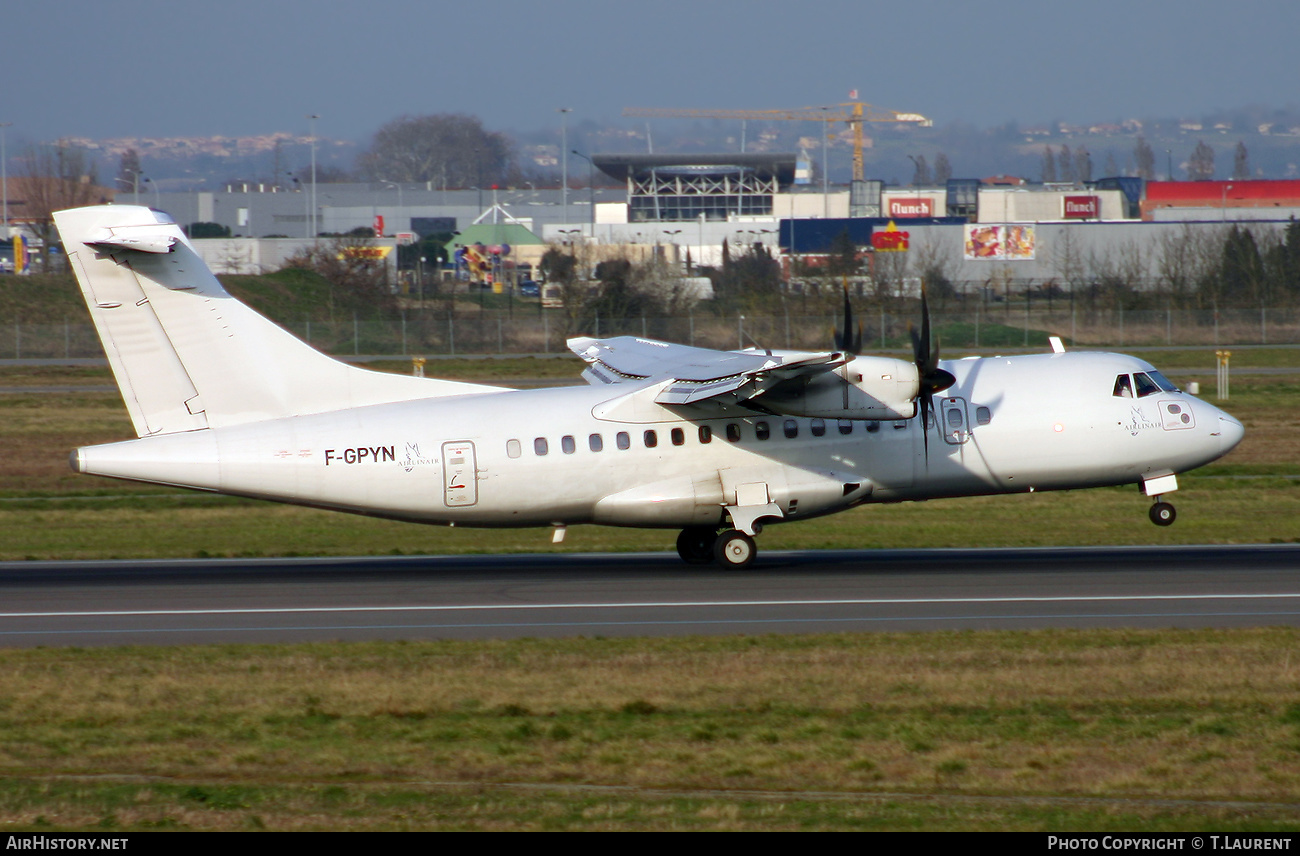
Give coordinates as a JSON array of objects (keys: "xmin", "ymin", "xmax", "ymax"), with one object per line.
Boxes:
[{"xmin": 3, "ymin": 307, "xmax": 1299, "ymax": 360}]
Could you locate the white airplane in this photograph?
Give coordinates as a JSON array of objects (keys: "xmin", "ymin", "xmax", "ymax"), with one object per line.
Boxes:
[{"xmin": 54, "ymin": 205, "xmax": 1244, "ymax": 568}]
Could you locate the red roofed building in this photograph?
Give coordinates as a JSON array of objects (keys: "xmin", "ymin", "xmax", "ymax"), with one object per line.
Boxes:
[{"xmin": 1142, "ymin": 180, "xmax": 1300, "ymax": 220}]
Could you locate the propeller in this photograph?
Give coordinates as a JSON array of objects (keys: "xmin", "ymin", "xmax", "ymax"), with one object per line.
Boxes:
[
  {"xmin": 909, "ymin": 287, "xmax": 956, "ymax": 463},
  {"xmin": 832, "ymin": 280, "xmax": 862, "ymax": 355}
]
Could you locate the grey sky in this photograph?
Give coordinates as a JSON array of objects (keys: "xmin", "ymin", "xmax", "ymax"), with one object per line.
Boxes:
[{"xmin": 7, "ymin": 0, "xmax": 1299, "ymax": 145}]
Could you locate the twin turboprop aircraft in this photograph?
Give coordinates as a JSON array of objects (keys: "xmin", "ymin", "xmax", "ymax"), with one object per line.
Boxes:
[{"xmin": 55, "ymin": 205, "xmax": 1244, "ymax": 568}]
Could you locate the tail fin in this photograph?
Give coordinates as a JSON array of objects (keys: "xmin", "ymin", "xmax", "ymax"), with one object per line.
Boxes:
[{"xmin": 55, "ymin": 205, "xmax": 500, "ymax": 437}]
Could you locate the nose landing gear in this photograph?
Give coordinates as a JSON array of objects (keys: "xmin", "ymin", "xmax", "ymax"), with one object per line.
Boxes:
[{"xmin": 1149, "ymin": 499, "xmax": 1176, "ymax": 526}]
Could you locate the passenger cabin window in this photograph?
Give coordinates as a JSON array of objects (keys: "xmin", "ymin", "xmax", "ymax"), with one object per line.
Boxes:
[
  {"xmin": 616, "ymin": 432, "xmax": 631, "ymax": 450},
  {"xmin": 810, "ymin": 418, "xmax": 826, "ymax": 437},
  {"xmin": 534, "ymin": 437, "xmax": 548, "ymax": 456},
  {"xmin": 838, "ymin": 420, "xmax": 853, "ymax": 435},
  {"xmin": 644, "ymin": 430, "xmax": 658, "ymax": 448},
  {"xmin": 671, "ymin": 427, "xmax": 685, "ymax": 446},
  {"xmin": 589, "ymin": 434, "xmax": 603, "ymax": 452},
  {"xmin": 976, "ymin": 406, "xmax": 992, "ymax": 425},
  {"xmin": 506, "ymin": 439, "xmax": 522, "ymax": 458},
  {"xmin": 755, "ymin": 421, "xmax": 770, "ymax": 440},
  {"xmin": 561, "ymin": 435, "xmax": 576, "ymax": 454},
  {"xmin": 1113, "ymin": 374, "xmax": 1134, "ymax": 398},
  {"xmin": 699, "ymin": 426, "xmax": 712, "ymax": 444},
  {"xmin": 865, "ymin": 421, "xmax": 880, "ymax": 434},
  {"xmin": 783, "ymin": 419, "xmax": 798, "ymax": 439},
  {"xmin": 726, "ymin": 423, "xmax": 741, "ymax": 442}
]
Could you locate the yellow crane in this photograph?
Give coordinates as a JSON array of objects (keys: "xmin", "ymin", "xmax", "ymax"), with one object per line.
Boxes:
[{"xmin": 623, "ymin": 102, "xmax": 932, "ymax": 184}]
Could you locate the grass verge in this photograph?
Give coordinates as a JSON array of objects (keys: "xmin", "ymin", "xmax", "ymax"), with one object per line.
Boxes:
[{"xmin": 1, "ymin": 629, "xmax": 1298, "ymax": 831}]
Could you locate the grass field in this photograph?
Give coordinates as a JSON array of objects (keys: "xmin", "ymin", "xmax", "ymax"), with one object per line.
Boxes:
[
  {"xmin": 0, "ymin": 353, "xmax": 1298, "ymax": 830},
  {"xmin": 0, "ymin": 629, "xmax": 1298, "ymax": 831}
]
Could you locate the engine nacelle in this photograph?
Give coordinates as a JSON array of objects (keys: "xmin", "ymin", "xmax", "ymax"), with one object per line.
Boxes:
[{"xmin": 758, "ymin": 355, "xmax": 919, "ymax": 420}]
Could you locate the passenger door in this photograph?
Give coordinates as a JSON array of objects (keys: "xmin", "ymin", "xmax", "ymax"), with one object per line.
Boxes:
[{"xmin": 442, "ymin": 440, "xmax": 478, "ymax": 507}]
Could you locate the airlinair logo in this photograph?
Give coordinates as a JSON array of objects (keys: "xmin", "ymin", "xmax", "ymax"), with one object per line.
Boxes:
[{"xmin": 1124, "ymin": 405, "xmax": 1160, "ymax": 436}]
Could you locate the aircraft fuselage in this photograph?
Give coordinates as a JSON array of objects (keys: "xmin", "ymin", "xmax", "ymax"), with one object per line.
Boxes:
[{"xmin": 74, "ymin": 350, "xmax": 1241, "ymax": 531}]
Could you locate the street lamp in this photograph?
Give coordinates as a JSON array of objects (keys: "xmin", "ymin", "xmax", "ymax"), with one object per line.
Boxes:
[
  {"xmin": 0, "ymin": 123, "xmax": 10, "ymax": 241},
  {"xmin": 307, "ymin": 114, "xmax": 319, "ymax": 240},
  {"xmin": 571, "ymin": 149, "xmax": 596, "ymax": 226},
  {"xmin": 114, "ymin": 174, "xmax": 143, "ymax": 205},
  {"xmin": 820, "ymin": 105, "xmax": 831, "ymax": 218},
  {"xmin": 663, "ymin": 229, "xmax": 682, "ymax": 269},
  {"xmin": 558, "ymin": 108, "xmax": 572, "ymax": 226}
]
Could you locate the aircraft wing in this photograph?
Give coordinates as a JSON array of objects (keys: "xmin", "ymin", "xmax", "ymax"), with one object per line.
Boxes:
[{"xmin": 568, "ymin": 335, "xmax": 848, "ymax": 407}]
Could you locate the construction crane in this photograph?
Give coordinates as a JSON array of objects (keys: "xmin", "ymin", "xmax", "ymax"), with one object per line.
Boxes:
[{"xmin": 623, "ymin": 102, "xmax": 932, "ymax": 184}]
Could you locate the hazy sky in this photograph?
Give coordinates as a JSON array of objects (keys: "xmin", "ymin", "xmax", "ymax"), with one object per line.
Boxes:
[{"xmin": 8, "ymin": 0, "xmax": 1299, "ymax": 145}]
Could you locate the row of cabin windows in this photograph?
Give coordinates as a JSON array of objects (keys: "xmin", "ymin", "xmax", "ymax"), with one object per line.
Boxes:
[{"xmin": 505, "ymin": 413, "xmax": 988, "ymax": 459}]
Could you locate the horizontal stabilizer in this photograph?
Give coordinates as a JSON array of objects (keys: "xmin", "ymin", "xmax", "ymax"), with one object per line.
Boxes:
[{"xmin": 86, "ymin": 228, "xmax": 177, "ymax": 254}]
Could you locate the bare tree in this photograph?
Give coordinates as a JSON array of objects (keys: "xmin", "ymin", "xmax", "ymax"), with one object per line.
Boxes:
[
  {"xmin": 1187, "ymin": 141, "xmax": 1215, "ymax": 181},
  {"xmin": 116, "ymin": 148, "xmax": 143, "ymax": 196},
  {"xmin": 16, "ymin": 141, "xmax": 104, "ymax": 270},
  {"xmin": 357, "ymin": 114, "xmax": 517, "ymax": 187},
  {"xmin": 1157, "ymin": 224, "xmax": 1199, "ymax": 308},
  {"xmin": 282, "ymin": 236, "xmax": 396, "ymax": 317},
  {"xmin": 1133, "ymin": 137, "xmax": 1155, "ymax": 180},
  {"xmin": 1041, "ymin": 147, "xmax": 1057, "ymax": 183},
  {"xmin": 1232, "ymin": 141, "xmax": 1250, "ymax": 180},
  {"xmin": 909, "ymin": 154, "xmax": 930, "ymax": 186},
  {"xmin": 933, "ymin": 152, "xmax": 952, "ymax": 184},
  {"xmin": 1058, "ymin": 145, "xmax": 1076, "ymax": 183},
  {"xmin": 1074, "ymin": 146, "xmax": 1092, "ymax": 183}
]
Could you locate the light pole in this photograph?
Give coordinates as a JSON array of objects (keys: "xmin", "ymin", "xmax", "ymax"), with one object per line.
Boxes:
[
  {"xmin": 0, "ymin": 123, "xmax": 10, "ymax": 242},
  {"xmin": 820, "ymin": 106, "xmax": 831, "ymax": 218},
  {"xmin": 307, "ymin": 114, "xmax": 319, "ymax": 240},
  {"xmin": 114, "ymin": 174, "xmax": 142, "ymax": 205},
  {"xmin": 558, "ymin": 108, "xmax": 572, "ymax": 226},
  {"xmin": 571, "ymin": 149, "xmax": 596, "ymax": 226},
  {"xmin": 663, "ymin": 229, "xmax": 682, "ymax": 270}
]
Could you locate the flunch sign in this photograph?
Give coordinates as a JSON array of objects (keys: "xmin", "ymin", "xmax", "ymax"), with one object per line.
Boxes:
[
  {"xmin": 1063, "ymin": 195, "xmax": 1099, "ymax": 219},
  {"xmin": 887, "ymin": 197, "xmax": 933, "ymax": 218}
]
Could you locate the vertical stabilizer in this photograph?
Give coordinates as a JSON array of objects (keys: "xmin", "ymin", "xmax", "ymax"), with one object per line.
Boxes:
[{"xmin": 55, "ymin": 205, "xmax": 500, "ymax": 437}]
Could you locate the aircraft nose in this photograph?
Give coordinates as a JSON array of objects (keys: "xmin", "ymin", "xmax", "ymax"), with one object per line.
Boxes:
[{"xmin": 1217, "ymin": 415, "xmax": 1245, "ymax": 456}]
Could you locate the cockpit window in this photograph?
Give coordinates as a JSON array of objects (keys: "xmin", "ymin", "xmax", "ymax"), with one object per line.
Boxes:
[
  {"xmin": 1148, "ymin": 370, "xmax": 1179, "ymax": 392},
  {"xmin": 1133, "ymin": 372, "xmax": 1161, "ymax": 398},
  {"xmin": 1112, "ymin": 374, "xmax": 1133, "ymax": 398}
]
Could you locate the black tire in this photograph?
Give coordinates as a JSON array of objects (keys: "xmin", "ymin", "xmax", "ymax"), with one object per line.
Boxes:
[
  {"xmin": 1149, "ymin": 502, "xmax": 1176, "ymax": 526},
  {"xmin": 713, "ymin": 530, "xmax": 756, "ymax": 569},
  {"xmin": 676, "ymin": 527, "xmax": 717, "ymax": 565}
]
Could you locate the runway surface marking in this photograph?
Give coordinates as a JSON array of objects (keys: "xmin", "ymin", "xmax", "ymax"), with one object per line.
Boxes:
[{"xmin": 5, "ymin": 592, "xmax": 1300, "ymax": 619}]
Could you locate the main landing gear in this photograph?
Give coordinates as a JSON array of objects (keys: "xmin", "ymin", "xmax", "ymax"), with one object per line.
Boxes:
[{"xmin": 676, "ymin": 527, "xmax": 759, "ymax": 569}]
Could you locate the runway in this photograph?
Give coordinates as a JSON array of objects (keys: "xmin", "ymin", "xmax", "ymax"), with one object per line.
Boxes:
[{"xmin": 2, "ymin": 545, "xmax": 1299, "ymax": 647}]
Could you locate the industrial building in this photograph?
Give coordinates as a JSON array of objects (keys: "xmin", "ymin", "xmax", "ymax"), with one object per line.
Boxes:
[{"xmin": 59, "ymin": 164, "xmax": 1300, "ymax": 295}]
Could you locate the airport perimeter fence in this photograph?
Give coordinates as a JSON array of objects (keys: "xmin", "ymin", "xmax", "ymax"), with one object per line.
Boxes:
[{"xmin": 4, "ymin": 307, "xmax": 1300, "ymax": 361}]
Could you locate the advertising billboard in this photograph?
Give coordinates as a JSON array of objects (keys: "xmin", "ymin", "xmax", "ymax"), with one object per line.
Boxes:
[{"xmin": 964, "ymin": 224, "xmax": 1035, "ymax": 260}]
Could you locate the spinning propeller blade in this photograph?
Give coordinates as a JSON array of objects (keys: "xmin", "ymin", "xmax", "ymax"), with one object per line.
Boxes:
[{"xmin": 909, "ymin": 287, "xmax": 956, "ymax": 464}]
